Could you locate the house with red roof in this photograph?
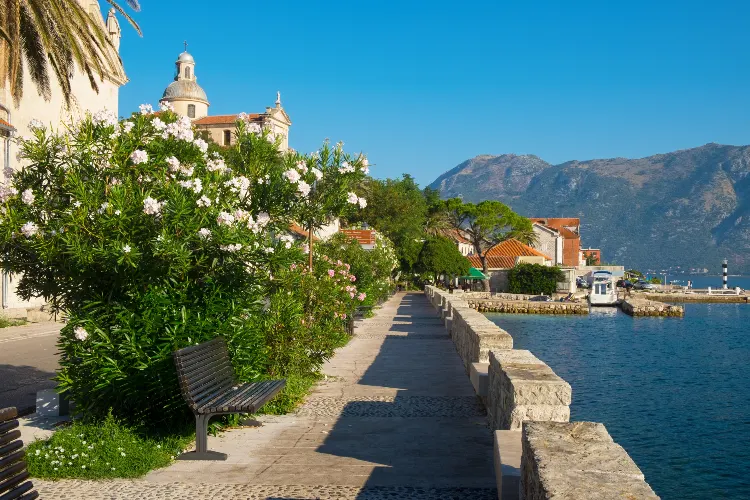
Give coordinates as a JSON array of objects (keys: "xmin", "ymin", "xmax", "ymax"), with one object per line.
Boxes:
[
  {"xmin": 529, "ymin": 218, "xmax": 581, "ymax": 267},
  {"xmin": 465, "ymin": 239, "xmax": 554, "ymax": 291}
]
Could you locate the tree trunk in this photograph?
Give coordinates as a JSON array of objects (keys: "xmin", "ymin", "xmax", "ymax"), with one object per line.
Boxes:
[
  {"xmin": 480, "ymin": 254, "xmax": 490, "ymax": 292},
  {"xmin": 308, "ymin": 226, "xmax": 314, "ymax": 271}
]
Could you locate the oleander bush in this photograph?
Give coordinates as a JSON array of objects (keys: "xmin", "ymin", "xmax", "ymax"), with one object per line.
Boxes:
[
  {"xmin": 0, "ymin": 105, "xmax": 368, "ymax": 428},
  {"xmin": 315, "ymin": 231, "xmax": 398, "ymax": 307}
]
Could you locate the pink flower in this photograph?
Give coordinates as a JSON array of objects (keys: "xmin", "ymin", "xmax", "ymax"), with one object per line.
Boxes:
[
  {"xmin": 328, "ymin": 269, "xmax": 335, "ymax": 278},
  {"xmin": 290, "ymin": 263, "xmax": 297, "ymax": 270},
  {"xmin": 349, "ymin": 275, "xmax": 356, "ymax": 282},
  {"xmin": 358, "ymin": 293, "xmax": 366, "ymax": 301},
  {"xmin": 342, "ymin": 314, "xmax": 347, "ymax": 320},
  {"xmin": 349, "ymin": 292, "xmax": 355, "ymax": 298}
]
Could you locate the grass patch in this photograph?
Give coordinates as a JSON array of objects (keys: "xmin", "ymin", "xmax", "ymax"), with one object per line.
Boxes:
[
  {"xmin": 257, "ymin": 372, "xmax": 322, "ymax": 415},
  {"xmin": 0, "ymin": 316, "xmax": 26, "ymax": 328},
  {"xmin": 27, "ymin": 413, "xmax": 193, "ymax": 480}
]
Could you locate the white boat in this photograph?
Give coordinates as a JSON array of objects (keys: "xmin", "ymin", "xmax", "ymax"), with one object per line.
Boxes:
[{"xmin": 588, "ymin": 271, "xmax": 618, "ymax": 306}]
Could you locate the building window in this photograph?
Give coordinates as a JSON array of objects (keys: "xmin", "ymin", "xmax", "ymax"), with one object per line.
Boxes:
[
  {"xmin": 185, "ymin": 66, "xmax": 191, "ymax": 79},
  {"xmin": 224, "ymin": 130, "xmax": 231, "ymax": 145},
  {"xmin": 187, "ymin": 104, "xmax": 195, "ymax": 118}
]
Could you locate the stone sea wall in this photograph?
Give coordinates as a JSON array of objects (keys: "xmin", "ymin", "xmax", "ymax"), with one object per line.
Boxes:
[
  {"xmin": 644, "ymin": 292, "xmax": 749, "ymax": 304},
  {"xmin": 621, "ymin": 298, "xmax": 684, "ymax": 317},
  {"xmin": 468, "ymin": 299, "xmax": 588, "ymax": 315},
  {"xmin": 424, "ymin": 285, "xmax": 659, "ymax": 499}
]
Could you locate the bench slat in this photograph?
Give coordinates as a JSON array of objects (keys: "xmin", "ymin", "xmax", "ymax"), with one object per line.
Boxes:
[
  {"xmin": 0, "ymin": 421, "xmax": 18, "ymax": 439},
  {"xmin": 173, "ymin": 337, "xmax": 225, "ymax": 357},
  {"xmin": 1, "ymin": 482, "xmax": 36, "ymax": 500},
  {"xmin": 198, "ymin": 380, "xmax": 285, "ymax": 414},
  {"xmin": 0, "ymin": 450, "xmax": 24, "ymax": 473},
  {"xmin": 0, "ymin": 410, "xmax": 16, "ymax": 425},
  {"xmin": 187, "ymin": 373, "xmax": 236, "ymax": 407},
  {"xmin": 176, "ymin": 344, "xmax": 229, "ymax": 370},
  {"xmin": 199, "ymin": 382, "xmax": 270, "ymax": 414},
  {"xmin": 241, "ymin": 380, "xmax": 285, "ymax": 413},
  {"xmin": 180, "ymin": 358, "xmax": 234, "ymax": 392},
  {"xmin": 0, "ymin": 469, "xmax": 30, "ymax": 496},
  {"xmin": 0, "ymin": 431, "xmax": 21, "ymax": 449},
  {"xmin": 0, "ymin": 442, "xmax": 22, "ymax": 461}
]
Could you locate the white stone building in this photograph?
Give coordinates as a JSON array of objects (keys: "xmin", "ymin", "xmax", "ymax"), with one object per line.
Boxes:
[
  {"xmin": 0, "ymin": 0, "xmax": 125, "ymax": 315},
  {"xmin": 532, "ymin": 223, "xmax": 564, "ymax": 266}
]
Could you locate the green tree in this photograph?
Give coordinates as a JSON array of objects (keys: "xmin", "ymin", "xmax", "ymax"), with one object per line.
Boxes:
[
  {"xmin": 416, "ymin": 236, "xmax": 470, "ymax": 283},
  {"xmin": 585, "ymin": 253, "xmax": 599, "ymax": 266},
  {"xmin": 350, "ymin": 174, "xmax": 428, "ymax": 273},
  {"xmin": 444, "ymin": 199, "xmax": 532, "ymax": 291},
  {"xmin": 508, "ymin": 263, "xmax": 565, "ymax": 295},
  {"xmin": 0, "ymin": 0, "xmax": 141, "ymax": 105}
]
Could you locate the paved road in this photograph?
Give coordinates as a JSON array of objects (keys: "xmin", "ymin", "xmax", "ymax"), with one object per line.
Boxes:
[
  {"xmin": 0, "ymin": 322, "xmax": 61, "ymax": 413},
  {"xmin": 35, "ymin": 292, "xmax": 497, "ymax": 498}
]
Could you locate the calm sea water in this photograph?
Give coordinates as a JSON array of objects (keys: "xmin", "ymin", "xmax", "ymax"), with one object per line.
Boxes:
[
  {"xmin": 657, "ymin": 275, "xmax": 750, "ymax": 290},
  {"xmin": 486, "ymin": 302, "xmax": 750, "ymax": 499}
]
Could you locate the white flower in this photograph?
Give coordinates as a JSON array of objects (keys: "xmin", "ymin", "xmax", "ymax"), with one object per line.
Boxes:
[
  {"xmin": 122, "ymin": 122, "xmax": 135, "ymax": 133},
  {"xmin": 21, "ymin": 221, "xmax": 38, "ymax": 237},
  {"xmin": 296, "ymin": 160, "xmax": 308, "ymax": 173},
  {"xmin": 297, "ymin": 180, "xmax": 311, "ymax": 197},
  {"xmin": 143, "ymin": 197, "xmax": 164, "ymax": 216},
  {"xmin": 196, "ymin": 196, "xmax": 212, "ymax": 207},
  {"xmin": 216, "ymin": 211, "xmax": 235, "ymax": 226},
  {"xmin": 339, "ymin": 162, "xmax": 355, "ymax": 174},
  {"xmin": 233, "ymin": 209, "xmax": 249, "ymax": 222},
  {"xmin": 130, "ymin": 149, "xmax": 148, "ymax": 165},
  {"xmin": 198, "ymin": 228, "xmax": 211, "ymax": 239},
  {"xmin": 0, "ymin": 185, "xmax": 18, "ymax": 203},
  {"xmin": 279, "ymin": 234, "xmax": 294, "ymax": 249},
  {"xmin": 28, "ymin": 119, "xmax": 44, "ymax": 131},
  {"xmin": 264, "ymin": 247, "xmax": 275, "ymax": 254},
  {"xmin": 311, "ymin": 168, "xmax": 323, "ymax": 180},
  {"xmin": 220, "ymin": 243, "xmax": 243, "ymax": 252},
  {"xmin": 178, "ymin": 179, "xmax": 202, "ymax": 194},
  {"xmin": 358, "ymin": 197, "xmax": 367, "ymax": 209},
  {"xmin": 92, "ymin": 109, "xmax": 118, "ymax": 128},
  {"xmin": 74, "ymin": 327, "xmax": 88, "ymax": 341},
  {"xmin": 361, "ymin": 157, "xmax": 370, "ymax": 174},
  {"xmin": 237, "ymin": 112, "xmax": 249, "ymax": 122},
  {"xmin": 139, "ymin": 103, "xmax": 153, "ymax": 115},
  {"xmin": 256, "ymin": 212, "xmax": 270, "ymax": 226},
  {"xmin": 247, "ymin": 123, "xmax": 261, "ymax": 135},
  {"xmin": 224, "ymin": 176, "xmax": 250, "ymax": 197},
  {"xmin": 98, "ymin": 202, "xmax": 109, "ymax": 214},
  {"xmin": 152, "ymin": 117, "xmax": 166, "ymax": 131},
  {"xmin": 302, "ymin": 243, "xmax": 309, "ymax": 254},
  {"xmin": 21, "ymin": 189, "xmax": 34, "ymax": 205},
  {"xmin": 123, "ymin": 244, "xmax": 131, "ymax": 253},
  {"xmin": 207, "ymin": 157, "xmax": 226, "ymax": 172},
  {"xmin": 165, "ymin": 156, "xmax": 180, "ymax": 172},
  {"xmin": 283, "ymin": 169, "xmax": 301, "ymax": 183},
  {"xmin": 114, "ymin": 209, "xmax": 121, "ymax": 216},
  {"xmin": 347, "ymin": 192, "xmax": 358, "ymax": 204},
  {"xmin": 110, "ymin": 178, "xmax": 121, "ymax": 186},
  {"xmin": 194, "ymin": 138, "xmax": 208, "ymax": 153},
  {"xmin": 159, "ymin": 101, "xmax": 174, "ymax": 112}
]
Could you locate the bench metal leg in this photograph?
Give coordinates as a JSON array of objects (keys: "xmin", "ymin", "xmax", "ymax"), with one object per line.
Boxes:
[{"xmin": 177, "ymin": 414, "xmax": 228, "ymax": 461}]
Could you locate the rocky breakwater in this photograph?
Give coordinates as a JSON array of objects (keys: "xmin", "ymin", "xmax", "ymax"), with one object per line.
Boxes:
[
  {"xmin": 468, "ymin": 298, "xmax": 588, "ymax": 315},
  {"xmin": 621, "ymin": 297, "xmax": 684, "ymax": 317}
]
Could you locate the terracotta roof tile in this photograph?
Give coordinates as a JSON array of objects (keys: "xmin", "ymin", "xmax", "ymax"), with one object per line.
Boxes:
[
  {"xmin": 193, "ymin": 114, "xmax": 262, "ymax": 125},
  {"xmin": 446, "ymin": 229, "xmax": 471, "ymax": 244},
  {"xmin": 467, "ymin": 255, "xmax": 517, "ymax": 269},
  {"xmin": 288, "ymin": 223, "xmax": 319, "ymax": 241},
  {"xmin": 486, "ymin": 239, "xmax": 552, "ymax": 260},
  {"xmin": 0, "ymin": 118, "xmax": 14, "ymax": 130}
]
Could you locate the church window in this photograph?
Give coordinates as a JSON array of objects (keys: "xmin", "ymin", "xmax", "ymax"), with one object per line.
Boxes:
[
  {"xmin": 187, "ymin": 104, "xmax": 195, "ymax": 118},
  {"xmin": 224, "ymin": 130, "xmax": 231, "ymax": 145},
  {"xmin": 185, "ymin": 66, "xmax": 191, "ymax": 79}
]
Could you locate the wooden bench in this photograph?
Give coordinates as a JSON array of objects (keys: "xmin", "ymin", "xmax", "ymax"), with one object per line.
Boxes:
[
  {"xmin": 0, "ymin": 407, "xmax": 38, "ymax": 500},
  {"xmin": 173, "ymin": 338, "xmax": 285, "ymax": 460}
]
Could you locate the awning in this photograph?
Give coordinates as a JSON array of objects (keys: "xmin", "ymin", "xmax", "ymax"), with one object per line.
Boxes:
[{"xmin": 459, "ymin": 267, "xmax": 487, "ymax": 280}]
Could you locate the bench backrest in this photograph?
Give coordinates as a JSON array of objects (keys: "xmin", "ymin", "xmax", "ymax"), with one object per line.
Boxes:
[
  {"xmin": 0, "ymin": 407, "xmax": 38, "ymax": 499},
  {"xmin": 173, "ymin": 337, "xmax": 237, "ymax": 412}
]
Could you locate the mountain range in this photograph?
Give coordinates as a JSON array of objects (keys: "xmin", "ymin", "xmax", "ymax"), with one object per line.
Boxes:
[{"xmin": 428, "ymin": 144, "xmax": 750, "ymax": 273}]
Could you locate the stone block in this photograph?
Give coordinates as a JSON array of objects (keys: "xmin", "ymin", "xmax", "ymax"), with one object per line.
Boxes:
[
  {"xmin": 494, "ymin": 430, "xmax": 521, "ymax": 500},
  {"xmin": 488, "ymin": 350, "xmax": 571, "ymax": 430},
  {"xmin": 36, "ymin": 389, "xmax": 69, "ymax": 417},
  {"xmin": 521, "ymin": 421, "xmax": 659, "ymax": 500},
  {"xmin": 470, "ymin": 362, "xmax": 489, "ymax": 399}
]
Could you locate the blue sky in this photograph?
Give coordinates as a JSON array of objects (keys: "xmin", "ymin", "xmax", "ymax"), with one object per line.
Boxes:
[{"xmin": 116, "ymin": 0, "xmax": 750, "ymax": 187}]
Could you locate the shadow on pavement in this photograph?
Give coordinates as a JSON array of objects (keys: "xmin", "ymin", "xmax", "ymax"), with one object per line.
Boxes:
[{"xmin": 0, "ymin": 364, "xmax": 57, "ymax": 415}]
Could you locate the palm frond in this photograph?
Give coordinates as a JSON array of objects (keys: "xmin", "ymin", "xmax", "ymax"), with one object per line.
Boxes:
[{"xmin": 18, "ymin": 3, "xmax": 49, "ymax": 99}]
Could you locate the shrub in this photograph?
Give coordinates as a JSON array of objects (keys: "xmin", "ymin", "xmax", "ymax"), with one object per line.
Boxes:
[
  {"xmin": 315, "ymin": 232, "xmax": 398, "ymax": 306},
  {"xmin": 0, "ymin": 108, "xmax": 368, "ymax": 426},
  {"xmin": 508, "ymin": 263, "xmax": 565, "ymax": 295}
]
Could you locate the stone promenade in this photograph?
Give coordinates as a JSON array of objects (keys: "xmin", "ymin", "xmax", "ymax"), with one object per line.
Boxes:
[{"xmin": 36, "ymin": 292, "xmax": 496, "ymax": 499}]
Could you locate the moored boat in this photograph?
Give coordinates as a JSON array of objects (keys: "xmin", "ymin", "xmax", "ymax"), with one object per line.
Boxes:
[{"xmin": 588, "ymin": 270, "xmax": 618, "ymax": 306}]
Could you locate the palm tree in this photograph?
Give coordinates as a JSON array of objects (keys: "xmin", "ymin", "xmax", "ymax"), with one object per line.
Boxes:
[{"xmin": 0, "ymin": 0, "xmax": 141, "ymax": 106}]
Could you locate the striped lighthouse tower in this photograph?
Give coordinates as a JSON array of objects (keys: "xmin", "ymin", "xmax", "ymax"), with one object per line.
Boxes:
[{"xmin": 722, "ymin": 259, "xmax": 728, "ymax": 290}]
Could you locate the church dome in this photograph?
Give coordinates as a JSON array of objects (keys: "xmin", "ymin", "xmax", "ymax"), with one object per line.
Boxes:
[
  {"xmin": 162, "ymin": 80, "xmax": 208, "ymax": 103},
  {"xmin": 176, "ymin": 51, "xmax": 194, "ymax": 63}
]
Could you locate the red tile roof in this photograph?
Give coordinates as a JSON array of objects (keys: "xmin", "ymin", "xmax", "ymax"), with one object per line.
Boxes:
[
  {"xmin": 486, "ymin": 239, "xmax": 552, "ymax": 259},
  {"xmin": 288, "ymin": 223, "xmax": 319, "ymax": 242},
  {"xmin": 467, "ymin": 255, "xmax": 517, "ymax": 269},
  {"xmin": 0, "ymin": 118, "xmax": 14, "ymax": 130},
  {"xmin": 193, "ymin": 114, "xmax": 262, "ymax": 125},
  {"xmin": 340, "ymin": 229, "xmax": 377, "ymax": 245},
  {"xmin": 447, "ymin": 229, "xmax": 471, "ymax": 244}
]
